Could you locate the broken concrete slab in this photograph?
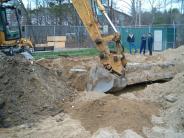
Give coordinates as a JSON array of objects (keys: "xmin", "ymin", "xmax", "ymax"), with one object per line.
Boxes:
[
  {"xmin": 126, "ymin": 61, "xmax": 176, "ymax": 85},
  {"xmin": 86, "ymin": 61, "xmax": 176, "ymax": 93}
]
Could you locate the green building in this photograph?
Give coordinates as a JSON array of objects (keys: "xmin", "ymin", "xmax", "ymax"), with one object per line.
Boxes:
[{"xmin": 121, "ymin": 25, "xmax": 176, "ymax": 52}]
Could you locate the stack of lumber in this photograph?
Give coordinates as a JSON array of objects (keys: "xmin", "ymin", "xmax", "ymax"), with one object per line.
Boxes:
[
  {"xmin": 34, "ymin": 36, "xmax": 66, "ymax": 51},
  {"xmin": 47, "ymin": 36, "xmax": 66, "ymax": 50},
  {"xmin": 34, "ymin": 44, "xmax": 54, "ymax": 51}
]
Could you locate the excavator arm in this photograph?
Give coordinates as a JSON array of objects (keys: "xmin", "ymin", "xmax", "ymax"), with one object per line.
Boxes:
[{"xmin": 72, "ymin": 0, "xmax": 127, "ymax": 76}]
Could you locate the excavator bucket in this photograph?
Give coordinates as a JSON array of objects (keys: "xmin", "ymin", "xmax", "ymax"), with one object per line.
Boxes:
[{"xmin": 87, "ymin": 65, "xmax": 127, "ymax": 93}]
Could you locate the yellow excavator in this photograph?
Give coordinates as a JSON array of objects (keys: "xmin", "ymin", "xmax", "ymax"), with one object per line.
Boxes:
[
  {"xmin": 72, "ymin": 0, "xmax": 128, "ymax": 92},
  {"xmin": 0, "ymin": 0, "xmax": 33, "ymax": 55}
]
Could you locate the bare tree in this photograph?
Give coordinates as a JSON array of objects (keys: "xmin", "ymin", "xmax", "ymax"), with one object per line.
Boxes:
[
  {"xmin": 17, "ymin": 0, "xmax": 32, "ymax": 24},
  {"xmin": 177, "ymin": 0, "xmax": 184, "ymax": 13},
  {"xmin": 144, "ymin": 0, "xmax": 172, "ymax": 24},
  {"xmin": 117, "ymin": 0, "xmax": 137, "ymax": 25}
]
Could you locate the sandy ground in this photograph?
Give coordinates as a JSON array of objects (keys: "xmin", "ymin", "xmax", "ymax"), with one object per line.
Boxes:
[
  {"xmin": 64, "ymin": 94, "xmax": 159, "ymax": 135},
  {"xmin": 0, "ymin": 46, "xmax": 184, "ymax": 138}
]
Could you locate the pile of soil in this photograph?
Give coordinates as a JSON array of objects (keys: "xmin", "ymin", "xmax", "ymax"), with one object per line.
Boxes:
[
  {"xmin": 64, "ymin": 95, "xmax": 160, "ymax": 135},
  {"xmin": 162, "ymin": 45, "xmax": 184, "ymax": 73},
  {"xmin": 142, "ymin": 72, "xmax": 184, "ymax": 132},
  {"xmin": 0, "ymin": 53, "xmax": 75, "ymax": 128}
]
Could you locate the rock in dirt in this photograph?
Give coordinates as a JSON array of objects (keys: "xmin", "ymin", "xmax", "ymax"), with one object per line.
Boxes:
[
  {"xmin": 151, "ymin": 115, "xmax": 164, "ymax": 125},
  {"xmin": 92, "ymin": 128, "xmax": 143, "ymax": 138},
  {"xmin": 0, "ymin": 53, "xmax": 75, "ymax": 127},
  {"xmin": 92, "ymin": 128, "xmax": 120, "ymax": 138},
  {"xmin": 144, "ymin": 126, "xmax": 184, "ymax": 138},
  {"xmin": 164, "ymin": 94, "xmax": 177, "ymax": 103},
  {"xmin": 121, "ymin": 129, "xmax": 144, "ymax": 138}
]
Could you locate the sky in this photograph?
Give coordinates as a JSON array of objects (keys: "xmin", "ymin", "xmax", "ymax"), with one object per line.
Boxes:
[
  {"xmin": 22, "ymin": 0, "xmax": 181, "ymax": 15},
  {"xmin": 23, "ymin": 0, "xmax": 28, "ymax": 7},
  {"xmin": 23, "ymin": 0, "xmax": 132, "ymax": 15}
]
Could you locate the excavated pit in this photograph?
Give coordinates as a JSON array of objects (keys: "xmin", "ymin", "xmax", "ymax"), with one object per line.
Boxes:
[
  {"xmin": 37, "ymin": 55, "xmax": 176, "ymax": 93},
  {"xmin": 0, "ymin": 46, "xmax": 184, "ymax": 138}
]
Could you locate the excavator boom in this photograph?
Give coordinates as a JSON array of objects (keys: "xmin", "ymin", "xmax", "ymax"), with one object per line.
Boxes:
[
  {"xmin": 72, "ymin": 0, "xmax": 127, "ymax": 75},
  {"xmin": 72, "ymin": 0, "xmax": 109, "ymax": 53},
  {"xmin": 72, "ymin": 0, "xmax": 127, "ymax": 92}
]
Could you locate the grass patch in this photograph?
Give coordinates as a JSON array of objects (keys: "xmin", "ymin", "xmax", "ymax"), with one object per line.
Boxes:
[
  {"xmin": 32, "ymin": 45, "xmax": 128, "ymax": 60},
  {"xmin": 32, "ymin": 48, "xmax": 99, "ymax": 60}
]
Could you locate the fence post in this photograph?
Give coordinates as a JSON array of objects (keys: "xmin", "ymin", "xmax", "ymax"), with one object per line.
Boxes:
[
  {"xmin": 54, "ymin": 25, "xmax": 56, "ymax": 49},
  {"xmin": 54, "ymin": 25, "xmax": 56, "ymax": 36},
  {"xmin": 25, "ymin": 25, "xmax": 28, "ymax": 38},
  {"xmin": 77, "ymin": 26, "xmax": 80, "ymax": 49},
  {"xmin": 173, "ymin": 23, "xmax": 176, "ymax": 48},
  {"xmin": 149, "ymin": 25, "xmax": 151, "ymax": 33}
]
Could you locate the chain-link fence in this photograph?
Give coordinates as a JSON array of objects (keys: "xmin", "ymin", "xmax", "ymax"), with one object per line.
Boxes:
[
  {"xmin": 175, "ymin": 24, "xmax": 184, "ymax": 47},
  {"xmin": 22, "ymin": 24, "xmax": 184, "ymax": 51},
  {"xmin": 120, "ymin": 24, "xmax": 183, "ymax": 51},
  {"xmin": 22, "ymin": 25, "xmax": 94, "ymax": 49}
]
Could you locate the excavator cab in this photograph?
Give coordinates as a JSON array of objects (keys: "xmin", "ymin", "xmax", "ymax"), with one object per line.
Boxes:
[
  {"xmin": 0, "ymin": 6, "xmax": 21, "ymax": 41},
  {"xmin": 0, "ymin": 0, "xmax": 33, "ymax": 55}
]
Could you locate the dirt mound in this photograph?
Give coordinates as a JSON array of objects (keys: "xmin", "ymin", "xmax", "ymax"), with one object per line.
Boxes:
[
  {"xmin": 0, "ymin": 53, "xmax": 75, "ymax": 128},
  {"xmin": 162, "ymin": 45, "xmax": 184, "ymax": 73},
  {"xmin": 124, "ymin": 71, "xmax": 184, "ymax": 137},
  {"xmin": 64, "ymin": 95, "xmax": 160, "ymax": 135},
  {"xmin": 142, "ymin": 72, "xmax": 184, "ymax": 132}
]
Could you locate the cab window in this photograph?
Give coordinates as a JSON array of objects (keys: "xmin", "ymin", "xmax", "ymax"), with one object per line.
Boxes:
[
  {"xmin": 0, "ymin": 20, "xmax": 3, "ymax": 31},
  {"xmin": 5, "ymin": 8, "xmax": 21, "ymax": 40},
  {"xmin": 0, "ymin": 11, "xmax": 5, "ymax": 31}
]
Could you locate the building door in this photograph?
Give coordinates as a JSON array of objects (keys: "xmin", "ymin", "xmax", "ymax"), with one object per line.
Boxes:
[{"xmin": 154, "ymin": 30, "xmax": 162, "ymax": 51}]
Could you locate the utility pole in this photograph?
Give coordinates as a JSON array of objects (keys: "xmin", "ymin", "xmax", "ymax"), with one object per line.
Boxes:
[
  {"xmin": 110, "ymin": 0, "xmax": 114, "ymax": 23},
  {"xmin": 135, "ymin": 0, "xmax": 138, "ymax": 26},
  {"xmin": 36, "ymin": 0, "xmax": 38, "ymax": 25},
  {"xmin": 138, "ymin": 0, "xmax": 141, "ymax": 26},
  {"xmin": 171, "ymin": 0, "xmax": 173, "ymax": 24},
  {"xmin": 131, "ymin": 0, "xmax": 136, "ymax": 26},
  {"xmin": 182, "ymin": 0, "xmax": 184, "ymax": 14}
]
